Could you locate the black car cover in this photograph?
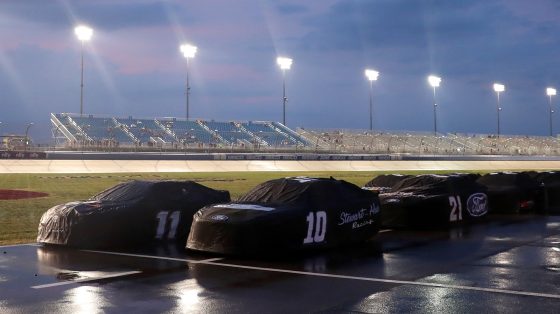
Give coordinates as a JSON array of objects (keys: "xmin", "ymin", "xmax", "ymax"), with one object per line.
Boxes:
[
  {"xmin": 379, "ymin": 173, "xmax": 488, "ymax": 229},
  {"xmin": 476, "ymin": 172, "xmax": 544, "ymax": 213},
  {"xmin": 363, "ymin": 174, "xmax": 412, "ymax": 192},
  {"xmin": 37, "ymin": 180, "xmax": 230, "ymax": 249},
  {"xmin": 186, "ymin": 177, "xmax": 381, "ymax": 255},
  {"xmin": 525, "ymin": 171, "xmax": 560, "ymax": 214}
]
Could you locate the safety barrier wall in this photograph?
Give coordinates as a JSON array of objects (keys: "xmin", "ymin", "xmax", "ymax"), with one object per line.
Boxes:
[
  {"xmin": 1, "ymin": 159, "xmax": 560, "ymax": 174},
  {"xmin": 5, "ymin": 150, "xmax": 560, "ymax": 162}
]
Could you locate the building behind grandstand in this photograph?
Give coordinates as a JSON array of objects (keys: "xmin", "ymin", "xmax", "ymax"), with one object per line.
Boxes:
[{"xmin": 49, "ymin": 112, "xmax": 560, "ymax": 156}]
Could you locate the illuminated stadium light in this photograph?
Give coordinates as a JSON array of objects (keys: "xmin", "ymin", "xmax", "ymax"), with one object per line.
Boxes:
[
  {"xmin": 364, "ymin": 69, "xmax": 379, "ymax": 82},
  {"xmin": 74, "ymin": 25, "xmax": 93, "ymax": 41},
  {"xmin": 180, "ymin": 44, "xmax": 197, "ymax": 59},
  {"xmin": 277, "ymin": 57, "xmax": 293, "ymax": 70},
  {"xmin": 180, "ymin": 44, "xmax": 197, "ymax": 120},
  {"xmin": 547, "ymin": 87, "xmax": 557, "ymax": 136},
  {"xmin": 277, "ymin": 57, "xmax": 293, "ymax": 125},
  {"xmin": 493, "ymin": 83, "xmax": 505, "ymax": 136},
  {"xmin": 493, "ymin": 83, "xmax": 505, "ymax": 92},
  {"xmin": 365, "ymin": 69, "xmax": 379, "ymax": 130},
  {"xmin": 427, "ymin": 75, "xmax": 442, "ymax": 135},
  {"xmin": 75, "ymin": 25, "xmax": 93, "ymax": 117},
  {"xmin": 428, "ymin": 75, "xmax": 441, "ymax": 88}
]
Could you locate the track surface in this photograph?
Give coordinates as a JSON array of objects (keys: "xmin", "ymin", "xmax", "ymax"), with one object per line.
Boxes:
[{"xmin": 2, "ymin": 215, "xmax": 560, "ymax": 313}]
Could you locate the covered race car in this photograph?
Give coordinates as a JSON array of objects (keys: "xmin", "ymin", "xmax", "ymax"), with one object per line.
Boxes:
[
  {"xmin": 186, "ymin": 177, "xmax": 381, "ymax": 255},
  {"xmin": 476, "ymin": 172, "xmax": 544, "ymax": 214},
  {"xmin": 37, "ymin": 180, "xmax": 230, "ymax": 249},
  {"xmin": 525, "ymin": 171, "xmax": 560, "ymax": 214},
  {"xmin": 379, "ymin": 173, "xmax": 489, "ymax": 229},
  {"xmin": 363, "ymin": 174, "xmax": 411, "ymax": 193}
]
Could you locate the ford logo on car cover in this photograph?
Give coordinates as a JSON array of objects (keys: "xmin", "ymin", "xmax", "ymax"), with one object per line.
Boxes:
[
  {"xmin": 211, "ymin": 215, "xmax": 229, "ymax": 221},
  {"xmin": 467, "ymin": 193, "xmax": 488, "ymax": 217}
]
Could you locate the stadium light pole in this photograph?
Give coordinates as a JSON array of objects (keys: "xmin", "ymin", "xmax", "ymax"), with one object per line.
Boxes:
[
  {"xmin": 493, "ymin": 83, "xmax": 505, "ymax": 137},
  {"xmin": 277, "ymin": 57, "xmax": 292, "ymax": 126},
  {"xmin": 547, "ymin": 87, "xmax": 557, "ymax": 137},
  {"xmin": 25, "ymin": 122, "xmax": 34, "ymax": 151},
  {"xmin": 180, "ymin": 44, "xmax": 197, "ymax": 121},
  {"xmin": 74, "ymin": 25, "xmax": 93, "ymax": 117},
  {"xmin": 365, "ymin": 69, "xmax": 379, "ymax": 131},
  {"xmin": 428, "ymin": 75, "xmax": 442, "ymax": 136}
]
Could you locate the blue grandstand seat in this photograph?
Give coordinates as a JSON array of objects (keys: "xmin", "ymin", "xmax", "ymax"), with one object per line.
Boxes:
[
  {"xmin": 116, "ymin": 118, "xmax": 174, "ymax": 144},
  {"xmin": 204, "ymin": 121, "xmax": 254, "ymax": 144},
  {"xmin": 69, "ymin": 115, "xmax": 132, "ymax": 143}
]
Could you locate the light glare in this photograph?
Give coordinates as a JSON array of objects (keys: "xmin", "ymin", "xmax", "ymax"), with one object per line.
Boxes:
[
  {"xmin": 365, "ymin": 69, "xmax": 379, "ymax": 81},
  {"xmin": 277, "ymin": 57, "xmax": 293, "ymax": 70},
  {"xmin": 180, "ymin": 44, "xmax": 197, "ymax": 58},
  {"xmin": 74, "ymin": 25, "xmax": 93, "ymax": 41},
  {"xmin": 493, "ymin": 83, "xmax": 505, "ymax": 92},
  {"xmin": 547, "ymin": 87, "xmax": 557, "ymax": 96},
  {"xmin": 428, "ymin": 75, "xmax": 441, "ymax": 87}
]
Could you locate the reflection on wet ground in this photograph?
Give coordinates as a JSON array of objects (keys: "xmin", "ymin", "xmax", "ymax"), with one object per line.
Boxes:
[{"xmin": 1, "ymin": 215, "xmax": 560, "ymax": 313}]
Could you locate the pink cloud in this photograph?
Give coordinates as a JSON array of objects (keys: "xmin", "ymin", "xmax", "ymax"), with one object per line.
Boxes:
[{"xmin": 501, "ymin": 0, "xmax": 560, "ymax": 23}]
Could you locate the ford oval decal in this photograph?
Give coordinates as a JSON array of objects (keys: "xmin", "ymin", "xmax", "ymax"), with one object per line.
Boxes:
[
  {"xmin": 467, "ymin": 193, "xmax": 488, "ymax": 217},
  {"xmin": 211, "ymin": 214, "xmax": 229, "ymax": 221}
]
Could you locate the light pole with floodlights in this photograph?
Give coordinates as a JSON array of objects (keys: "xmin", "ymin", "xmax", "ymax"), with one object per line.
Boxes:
[
  {"xmin": 25, "ymin": 122, "xmax": 34, "ymax": 151},
  {"xmin": 428, "ymin": 75, "xmax": 442, "ymax": 136},
  {"xmin": 547, "ymin": 87, "xmax": 557, "ymax": 137},
  {"xmin": 74, "ymin": 25, "xmax": 93, "ymax": 117},
  {"xmin": 180, "ymin": 44, "xmax": 197, "ymax": 121},
  {"xmin": 493, "ymin": 83, "xmax": 505, "ymax": 136},
  {"xmin": 365, "ymin": 69, "xmax": 379, "ymax": 131},
  {"xmin": 277, "ymin": 57, "xmax": 292, "ymax": 126}
]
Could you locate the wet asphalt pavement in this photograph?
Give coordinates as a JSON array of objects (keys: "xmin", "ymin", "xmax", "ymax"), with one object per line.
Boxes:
[{"xmin": 1, "ymin": 215, "xmax": 560, "ymax": 313}]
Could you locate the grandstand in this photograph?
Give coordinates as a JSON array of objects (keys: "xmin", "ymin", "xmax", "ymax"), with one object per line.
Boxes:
[
  {"xmin": 50, "ymin": 113, "xmax": 560, "ymax": 155},
  {"xmin": 50, "ymin": 113, "xmax": 306, "ymax": 150},
  {"xmin": 296, "ymin": 128, "xmax": 560, "ymax": 156}
]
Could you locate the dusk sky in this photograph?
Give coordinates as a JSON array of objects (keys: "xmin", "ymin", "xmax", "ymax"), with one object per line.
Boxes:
[{"xmin": 1, "ymin": 0, "xmax": 560, "ymax": 143}]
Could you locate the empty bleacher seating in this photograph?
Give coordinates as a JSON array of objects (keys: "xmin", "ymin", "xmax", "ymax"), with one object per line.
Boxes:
[{"xmin": 51, "ymin": 113, "xmax": 560, "ymax": 155}]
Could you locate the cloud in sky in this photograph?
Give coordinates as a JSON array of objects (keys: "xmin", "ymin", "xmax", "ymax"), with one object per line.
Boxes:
[
  {"xmin": 275, "ymin": 4, "xmax": 309, "ymax": 15},
  {"xmin": 1, "ymin": 0, "xmax": 560, "ymax": 143},
  {"xmin": 1, "ymin": 0, "xmax": 176, "ymax": 30}
]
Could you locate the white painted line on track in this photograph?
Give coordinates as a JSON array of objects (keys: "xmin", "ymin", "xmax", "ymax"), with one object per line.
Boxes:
[
  {"xmin": 201, "ymin": 261, "xmax": 560, "ymax": 300},
  {"xmin": 193, "ymin": 257, "xmax": 225, "ymax": 264},
  {"xmin": 0, "ymin": 243, "xmax": 38, "ymax": 248},
  {"xmin": 31, "ymin": 271, "xmax": 142, "ymax": 289},
  {"xmin": 80, "ymin": 249, "xmax": 560, "ymax": 299},
  {"xmin": 81, "ymin": 249, "xmax": 222, "ymax": 264}
]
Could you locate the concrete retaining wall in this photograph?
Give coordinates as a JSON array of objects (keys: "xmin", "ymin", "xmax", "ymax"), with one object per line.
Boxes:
[{"xmin": 1, "ymin": 159, "xmax": 560, "ymax": 173}]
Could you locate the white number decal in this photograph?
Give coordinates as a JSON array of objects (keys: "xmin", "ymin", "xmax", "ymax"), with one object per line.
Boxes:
[
  {"xmin": 155, "ymin": 211, "xmax": 168, "ymax": 239},
  {"xmin": 448, "ymin": 196, "xmax": 463, "ymax": 222},
  {"xmin": 304, "ymin": 213, "xmax": 314, "ymax": 243},
  {"xmin": 303, "ymin": 211, "xmax": 327, "ymax": 244},
  {"xmin": 155, "ymin": 211, "xmax": 181, "ymax": 239}
]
